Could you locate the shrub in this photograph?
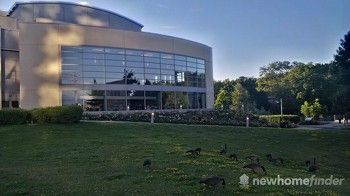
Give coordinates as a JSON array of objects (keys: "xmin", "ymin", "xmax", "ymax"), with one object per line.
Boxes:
[
  {"xmin": 31, "ymin": 105, "xmax": 83, "ymax": 124},
  {"xmin": 259, "ymin": 115, "xmax": 300, "ymax": 126},
  {"xmin": 83, "ymin": 110, "xmax": 275, "ymax": 127},
  {"xmin": 0, "ymin": 109, "xmax": 31, "ymax": 125}
]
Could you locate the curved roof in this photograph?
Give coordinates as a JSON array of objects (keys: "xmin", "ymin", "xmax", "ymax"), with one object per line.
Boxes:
[{"xmin": 7, "ymin": 1, "xmax": 144, "ymax": 28}]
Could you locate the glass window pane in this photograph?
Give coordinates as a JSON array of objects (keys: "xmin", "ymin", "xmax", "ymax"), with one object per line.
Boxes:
[
  {"xmin": 83, "ymin": 78, "xmax": 105, "ymax": 84},
  {"xmin": 61, "ymin": 77, "xmax": 82, "ymax": 84},
  {"xmin": 84, "ymin": 65, "xmax": 105, "ymax": 72},
  {"xmin": 145, "ymin": 74, "xmax": 160, "ymax": 81},
  {"xmin": 161, "ymin": 64, "xmax": 174, "ymax": 70},
  {"xmin": 105, "ymin": 48, "xmax": 124, "ymax": 54},
  {"xmin": 187, "ymin": 66, "xmax": 197, "ymax": 72},
  {"xmin": 107, "ymin": 99, "xmax": 126, "ymax": 111},
  {"xmin": 127, "ymin": 90, "xmax": 144, "ymax": 110},
  {"xmin": 162, "ymin": 91, "xmax": 175, "ymax": 109},
  {"xmin": 126, "ymin": 61, "xmax": 144, "ymax": 68},
  {"xmin": 106, "ymin": 60, "xmax": 125, "ymax": 66},
  {"xmin": 161, "ymin": 69, "xmax": 174, "ymax": 75},
  {"xmin": 144, "ymin": 57, "xmax": 160, "ymax": 63},
  {"xmin": 125, "ymin": 67, "xmax": 144, "ymax": 73},
  {"xmin": 145, "ymin": 62, "xmax": 160, "ymax": 69},
  {"xmin": 197, "ymin": 68, "xmax": 205, "ymax": 74},
  {"xmin": 161, "ymin": 53, "xmax": 174, "ymax": 59},
  {"xmin": 84, "ymin": 71, "xmax": 105, "ymax": 78},
  {"xmin": 175, "ymin": 65, "xmax": 186, "ymax": 71},
  {"xmin": 187, "ymin": 57, "xmax": 197, "ymax": 63},
  {"xmin": 106, "ymin": 66, "xmax": 125, "ymax": 72},
  {"xmin": 145, "ymin": 68, "xmax": 160, "ymax": 74},
  {"xmin": 83, "ymin": 52, "xmax": 104, "ymax": 59},
  {"xmin": 145, "ymin": 91, "xmax": 161, "ymax": 110},
  {"xmin": 126, "ymin": 55, "xmax": 143, "ymax": 62},
  {"xmin": 126, "ymin": 49, "xmax": 143, "ymax": 56},
  {"xmin": 175, "ymin": 55, "xmax": 186, "ymax": 61},
  {"xmin": 83, "ymin": 47, "xmax": 104, "ymax": 53},
  {"xmin": 106, "ymin": 72, "xmax": 125, "ymax": 78},
  {"xmin": 106, "ymin": 54, "xmax": 125, "ymax": 60},
  {"xmin": 197, "ymin": 59, "xmax": 205, "ymax": 64},
  {"xmin": 197, "ymin": 63, "xmax": 205, "ymax": 69},
  {"xmin": 175, "ymin": 60, "xmax": 186, "ymax": 66},
  {"xmin": 144, "ymin": 51, "xmax": 160, "ymax": 57},
  {"xmin": 106, "ymin": 78, "xmax": 125, "ymax": 84},
  {"xmin": 161, "ymin": 59, "xmax": 174, "ymax": 65},
  {"xmin": 187, "ymin": 62, "xmax": 197, "ymax": 68},
  {"xmin": 82, "ymin": 90, "xmax": 105, "ymax": 111},
  {"xmin": 83, "ymin": 59, "xmax": 104, "ymax": 66}
]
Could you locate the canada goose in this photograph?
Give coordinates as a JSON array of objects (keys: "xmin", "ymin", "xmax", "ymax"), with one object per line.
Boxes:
[
  {"xmin": 229, "ymin": 153, "xmax": 238, "ymax": 161},
  {"xmin": 243, "ymin": 163, "xmax": 267, "ymax": 174},
  {"xmin": 246, "ymin": 155, "xmax": 260, "ymax": 163},
  {"xmin": 266, "ymin": 154, "xmax": 284, "ymax": 165},
  {"xmin": 186, "ymin": 149, "xmax": 200, "ymax": 156},
  {"xmin": 194, "ymin": 147, "xmax": 202, "ymax": 155},
  {"xmin": 306, "ymin": 158, "xmax": 319, "ymax": 172},
  {"xmin": 219, "ymin": 144, "xmax": 227, "ymax": 154},
  {"xmin": 143, "ymin": 159, "xmax": 151, "ymax": 168},
  {"xmin": 199, "ymin": 176, "xmax": 226, "ymax": 187}
]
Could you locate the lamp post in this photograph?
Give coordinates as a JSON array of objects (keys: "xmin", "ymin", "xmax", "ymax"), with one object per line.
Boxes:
[
  {"xmin": 280, "ymin": 98, "xmax": 283, "ymax": 117},
  {"xmin": 151, "ymin": 112, "xmax": 154, "ymax": 123}
]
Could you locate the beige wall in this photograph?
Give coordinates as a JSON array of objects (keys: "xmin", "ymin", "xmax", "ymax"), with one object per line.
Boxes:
[{"xmin": 18, "ymin": 22, "xmax": 214, "ymax": 109}]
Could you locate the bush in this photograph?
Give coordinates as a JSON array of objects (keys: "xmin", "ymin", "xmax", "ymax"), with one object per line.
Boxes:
[
  {"xmin": 0, "ymin": 109, "xmax": 31, "ymax": 125},
  {"xmin": 31, "ymin": 105, "xmax": 83, "ymax": 124},
  {"xmin": 83, "ymin": 110, "xmax": 275, "ymax": 127},
  {"xmin": 259, "ymin": 115, "xmax": 300, "ymax": 127}
]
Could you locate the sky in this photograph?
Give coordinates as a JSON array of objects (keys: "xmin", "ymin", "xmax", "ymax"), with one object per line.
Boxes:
[{"xmin": 1, "ymin": 0, "xmax": 349, "ymax": 80}]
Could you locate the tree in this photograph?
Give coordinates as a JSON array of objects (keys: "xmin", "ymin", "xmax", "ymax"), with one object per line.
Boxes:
[
  {"xmin": 236, "ymin": 76, "xmax": 269, "ymax": 111},
  {"xmin": 256, "ymin": 61, "xmax": 298, "ymax": 114},
  {"xmin": 214, "ymin": 89, "xmax": 231, "ymax": 110},
  {"xmin": 300, "ymin": 98, "xmax": 323, "ymax": 119},
  {"xmin": 332, "ymin": 30, "xmax": 350, "ymax": 114},
  {"xmin": 231, "ymin": 83, "xmax": 255, "ymax": 113}
]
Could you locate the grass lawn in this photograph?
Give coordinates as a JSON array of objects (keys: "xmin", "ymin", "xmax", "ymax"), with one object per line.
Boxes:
[{"xmin": 0, "ymin": 122, "xmax": 349, "ymax": 195}]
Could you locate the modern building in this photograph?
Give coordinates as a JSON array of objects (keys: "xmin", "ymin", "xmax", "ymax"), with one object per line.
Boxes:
[{"xmin": 0, "ymin": 1, "xmax": 214, "ymax": 111}]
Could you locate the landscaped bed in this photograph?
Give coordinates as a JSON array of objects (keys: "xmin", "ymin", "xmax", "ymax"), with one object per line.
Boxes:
[{"xmin": 0, "ymin": 122, "xmax": 349, "ymax": 195}]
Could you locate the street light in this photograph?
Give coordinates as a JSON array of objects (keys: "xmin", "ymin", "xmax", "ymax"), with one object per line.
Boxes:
[{"xmin": 280, "ymin": 98, "xmax": 283, "ymax": 117}]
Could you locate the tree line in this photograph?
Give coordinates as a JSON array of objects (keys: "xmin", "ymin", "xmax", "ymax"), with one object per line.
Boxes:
[{"xmin": 214, "ymin": 31, "xmax": 350, "ymax": 119}]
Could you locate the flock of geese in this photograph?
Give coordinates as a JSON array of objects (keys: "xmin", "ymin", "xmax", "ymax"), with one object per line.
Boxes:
[{"xmin": 142, "ymin": 144, "xmax": 320, "ymax": 188}]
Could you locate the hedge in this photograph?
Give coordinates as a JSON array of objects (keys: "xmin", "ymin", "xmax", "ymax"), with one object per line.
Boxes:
[
  {"xmin": 0, "ymin": 109, "xmax": 31, "ymax": 125},
  {"xmin": 259, "ymin": 115, "xmax": 301, "ymax": 125},
  {"xmin": 83, "ymin": 110, "xmax": 276, "ymax": 127},
  {"xmin": 31, "ymin": 105, "xmax": 83, "ymax": 124}
]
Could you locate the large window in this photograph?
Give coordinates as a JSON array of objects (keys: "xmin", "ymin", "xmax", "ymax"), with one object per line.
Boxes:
[
  {"xmin": 61, "ymin": 46, "xmax": 206, "ymax": 87},
  {"xmin": 62, "ymin": 89, "xmax": 206, "ymax": 111}
]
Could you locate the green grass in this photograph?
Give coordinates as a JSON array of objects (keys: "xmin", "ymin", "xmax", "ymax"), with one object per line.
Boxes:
[{"xmin": 0, "ymin": 122, "xmax": 349, "ymax": 195}]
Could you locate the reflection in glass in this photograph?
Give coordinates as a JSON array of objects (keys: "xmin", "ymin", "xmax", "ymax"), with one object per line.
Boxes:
[
  {"xmin": 127, "ymin": 90, "xmax": 144, "ymax": 110},
  {"xmin": 145, "ymin": 91, "xmax": 161, "ymax": 109},
  {"xmin": 176, "ymin": 92, "xmax": 188, "ymax": 109},
  {"xmin": 162, "ymin": 91, "xmax": 175, "ymax": 109},
  {"xmin": 106, "ymin": 90, "xmax": 126, "ymax": 111},
  {"xmin": 82, "ymin": 90, "xmax": 105, "ymax": 111}
]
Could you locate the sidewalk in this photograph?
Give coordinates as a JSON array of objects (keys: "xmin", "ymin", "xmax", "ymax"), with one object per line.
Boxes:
[{"xmin": 295, "ymin": 121, "xmax": 350, "ymax": 131}]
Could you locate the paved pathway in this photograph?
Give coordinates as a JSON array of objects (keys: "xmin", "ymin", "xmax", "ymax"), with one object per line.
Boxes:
[{"xmin": 295, "ymin": 121, "xmax": 350, "ymax": 131}]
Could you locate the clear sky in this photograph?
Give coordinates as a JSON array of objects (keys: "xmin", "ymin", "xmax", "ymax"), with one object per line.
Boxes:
[{"xmin": 1, "ymin": 0, "xmax": 349, "ymax": 80}]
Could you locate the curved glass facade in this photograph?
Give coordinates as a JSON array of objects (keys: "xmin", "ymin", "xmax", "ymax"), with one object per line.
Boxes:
[
  {"xmin": 60, "ymin": 46, "xmax": 207, "ymax": 111},
  {"xmin": 61, "ymin": 46, "xmax": 206, "ymax": 87}
]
